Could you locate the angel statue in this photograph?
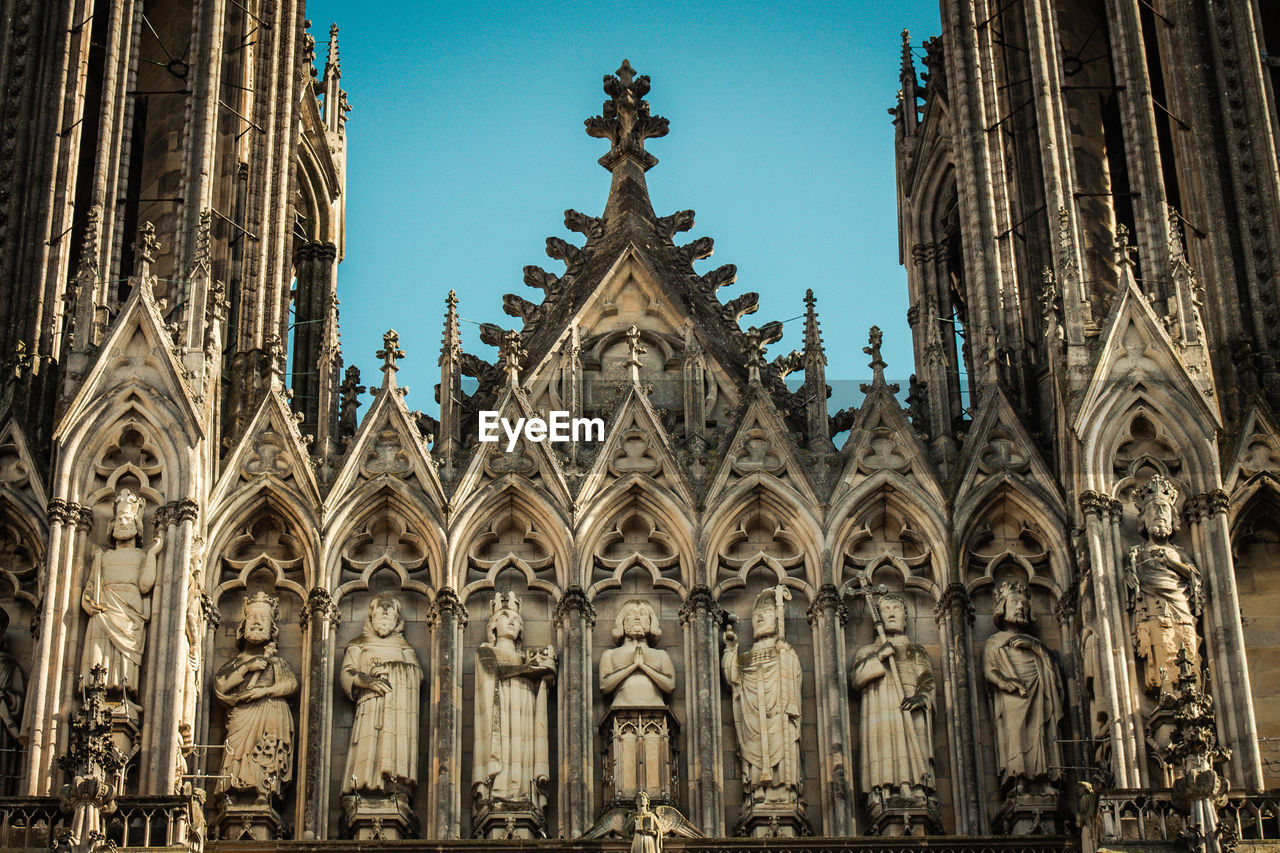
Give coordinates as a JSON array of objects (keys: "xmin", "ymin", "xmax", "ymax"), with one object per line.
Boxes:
[{"xmin": 589, "ymin": 790, "xmax": 703, "ymax": 847}]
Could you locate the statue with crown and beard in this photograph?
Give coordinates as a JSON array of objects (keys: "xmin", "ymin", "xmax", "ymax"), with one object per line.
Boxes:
[
  {"xmin": 983, "ymin": 580, "xmax": 1065, "ymax": 834},
  {"xmin": 721, "ymin": 585, "xmax": 808, "ymax": 837},
  {"xmin": 471, "ymin": 592, "xmax": 557, "ymax": 839}
]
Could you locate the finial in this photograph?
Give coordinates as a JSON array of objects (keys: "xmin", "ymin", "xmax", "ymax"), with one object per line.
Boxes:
[
  {"xmin": 803, "ymin": 289, "xmax": 824, "ymax": 357},
  {"xmin": 192, "ymin": 209, "xmax": 212, "ymax": 272},
  {"xmin": 1167, "ymin": 205, "xmax": 1188, "ymax": 266},
  {"xmin": 900, "ymin": 29, "xmax": 915, "ymax": 81},
  {"xmin": 441, "ymin": 290, "xmax": 461, "ymax": 367},
  {"xmin": 132, "ymin": 221, "xmax": 160, "ymax": 280},
  {"xmin": 326, "ymin": 23, "xmax": 341, "ymax": 78},
  {"xmin": 265, "ymin": 334, "xmax": 285, "ymax": 383},
  {"xmin": 500, "ymin": 330, "xmax": 526, "ymax": 387},
  {"xmin": 625, "ymin": 324, "xmax": 646, "ymax": 385},
  {"xmin": 584, "ymin": 60, "xmax": 670, "ymax": 172},
  {"xmin": 378, "ymin": 329, "xmax": 405, "ymax": 381},
  {"xmin": 339, "ymin": 365, "xmax": 365, "ymax": 434},
  {"xmin": 1114, "ymin": 223, "xmax": 1136, "ymax": 267},
  {"xmin": 865, "ymin": 325, "xmax": 886, "ymax": 385}
]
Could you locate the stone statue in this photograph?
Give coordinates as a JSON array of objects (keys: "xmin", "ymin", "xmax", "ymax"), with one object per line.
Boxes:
[
  {"xmin": 80, "ymin": 488, "xmax": 161, "ymax": 698},
  {"xmin": 983, "ymin": 581, "xmax": 1064, "ymax": 793},
  {"xmin": 630, "ymin": 791, "xmax": 662, "ymax": 853},
  {"xmin": 214, "ymin": 592, "xmax": 298, "ymax": 803},
  {"xmin": 850, "ymin": 591, "xmax": 936, "ymax": 822},
  {"xmin": 1126, "ymin": 475, "xmax": 1201, "ymax": 695},
  {"xmin": 0, "ymin": 608, "xmax": 24, "ymax": 785},
  {"xmin": 722, "ymin": 585, "xmax": 804, "ymax": 828},
  {"xmin": 341, "ymin": 593, "xmax": 423, "ymax": 796},
  {"xmin": 471, "ymin": 592, "xmax": 556, "ymax": 834},
  {"xmin": 600, "ymin": 599, "xmax": 675, "ymax": 709}
]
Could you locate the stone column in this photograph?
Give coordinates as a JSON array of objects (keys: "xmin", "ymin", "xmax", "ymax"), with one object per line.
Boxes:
[
  {"xmin": 554, "ymin": 585, "xmax": 595, "ymax": 837},
  {"xmin": 1184, "ymin": 490, "xmax": 1264, "ymax": 788},
  {"xmin": 806, "ymin": 583, "xmax": 855, "ymax": 835},
  {"xmin": 678, "ymin": 584, "xmax": 724, "ymax": 835},
  {"xmin": 934, "ymin": 582, "xmax": 984, "ymax": 834},
  {"xmin": 426, "ymin": 588, "xmax": 466, "ymax": 839},
  {"xmin": 1079, "ymin": 491, "xmax": 1144, "ymax": 787},
  {"xmin": 298, "ymin": 587, "xmax": 340, "ymax": 840}
]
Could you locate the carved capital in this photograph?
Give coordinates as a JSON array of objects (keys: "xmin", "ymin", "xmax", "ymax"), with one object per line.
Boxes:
[
  {"xmin": 1183, "ymin": 490, "xmax": 1230, "ymax": 523},
  {"xmin": 806, "ymin": 583, "xmax": 848, "ymax": 626},
  {"xmin": 678, "ymin": 583, "xmax": 721, "ymax": 626},
  {"xmin": 154, "ymin": 503, "xmax": 172, "ymax": 529},
  {"xmin": 76, "ymin": 505, "xmax": 94, "ymax": 532},
  {"xmin": 46, "ymin": 498, "xmax": 70, "ymax": 526},
  {"xmin": 1053, "ymin": 585, "xmax": 1078, "ymax": 625},
  {"xmin": 553, "ymin": 584, "xmax": 596, "ymax": 628},
  {"xmin": 300, "ymin": 587, "xmax": 340, "ymax": 630},
  {"xmin": 1079, "ymin": 490, "xmax": 1115, "ymax": 519},
  {"xmin": 428, "ymin": 586, "xmax": 468, "ymax": 629},
  {"xmin": 933, "ymin": 582, "xmax": 974, "ymax": 626},
  {"xmin": 175, "ymin": 498, "xmax": 199, "ymax": 524}
]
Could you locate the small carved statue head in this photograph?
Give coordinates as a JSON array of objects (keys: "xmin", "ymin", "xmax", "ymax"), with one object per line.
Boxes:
[
  {"xmin": 367, "ymin": 593, "xmax": 404, "ymax": 639},
  {"xmin": 238, "ymin": 591, "xmax": 280, "ymax": 649},
  {"xmin": 879, "ymin": 593, "xmax": 909, "ymax": 635},
  {"xmin": 111, "ymin": 488, "xmax": 145, "ymax": 546},
  {"xmin": 486, "ymin": 591, "xmax": 524, "ymax": 646},
  {"xmin": 1136, "ymin": 475, "xmax": 1180, "ymax": 541},
  {"xmin": 992, "ymin": 580, "xmax": 1032, "ymax": 630},
  {"xmin": 612, "ymin": 599, "xmax": 660, "ymax": 645},
  {"xmin": 635, "ymin": 790, "xmax": 651, "ymax": 812},
  {"xmin": 751, "ymin": 585, "xmax": 790, "ymax": 640}
]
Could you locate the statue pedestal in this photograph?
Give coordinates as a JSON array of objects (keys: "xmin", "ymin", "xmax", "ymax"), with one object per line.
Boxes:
[
  {"xmin": 995, "ymin": 791, "xmax": 1059, "ymax": 835},
  {"xmin": 213, "ymin": 801, "xmax": 286, "ymax": 841},
  {"xmin": 734, "ymin": 793, "xmax": 810, "ymax": 838},
  {"xmin": 341, "ymin": 792, "xmax": 417, "ymax": 840},
  {"xmin": 589, "ymin": 707, "xmax": 693, "ymax": 837},
  {"xmin": 864, "ymin": 794, "xmax": 941, "ymax": 837},
  {"xmin": 107, "ymin": 701, "xmax": 141, "ymax": 779},
  {"xmin": 472, "ymin": 800, "xmax": 546, "ymax": 840}
]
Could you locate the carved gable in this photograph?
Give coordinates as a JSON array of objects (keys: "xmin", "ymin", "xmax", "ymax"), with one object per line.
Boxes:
[
  {"xmin": 835, "ymin": 385, "xmax": 942, "ymax": 507},
  {"xmin": 706, "ymin": 391, "xmax": 819, "ymax": 508},
  {"xmin": 211, "ymin": 388, "xmax": 321, "ymax": 510},
  {"xmin": 577, "ymin": 387, "xmax": 693, "ymax": 506}
]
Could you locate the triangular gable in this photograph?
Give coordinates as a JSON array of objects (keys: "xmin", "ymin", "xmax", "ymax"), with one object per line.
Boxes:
[
  {"xmin": 210, "ymin": 386, "xmax": 322, "ymax": 510},
  {"xmin": 450, "ymin": 386, "xmax": 571, "ymax": 507},
  {"xmin": 0, "ymin": 417, "xmax": 48, "ymax": 517},
  {"xmin": 326, "ymin": 381, "xmax": 445, "ymax": 510},
  {"xmin": 1225, "ymin": 403, "xmax": 1280, "ymax": 494},
  {"xmin": 577, "ymin": 386, "xmax": 694, "ymax": 507},
  {"xmin": 54, "ymin": 282, "xmax": 204, "ymax": 442},
  {"xmin": 705, "ymin": 385, "xmax": 819, "ymax": 507},
  {"xmin": 1073, "ymin": 275, "xmax": 1220, "ymax": 434},
  {"xmin": 834, "ymin": 383, "xmax": 943, "ymax": 506},
  {"xmin": 954, "ymin": 386, "xmax": 1065, "ymax": 520}
]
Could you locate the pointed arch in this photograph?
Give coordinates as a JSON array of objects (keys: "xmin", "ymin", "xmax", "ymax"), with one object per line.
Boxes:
[
  {"xmin": 703, "ymin": 474, "xmax": 823, "ymax": 599},
  {"xmin": 324, "ymin": 474, "xmax": 446, "ymax": 596},
  {"xmin": 205, "ymin": 479, "xmax": 321, "ymax": 601},
  {"xmin": 955, "ymin": 480, "xmax": 1071, "ymax": 599},
  {"xmin": 451, "ymin": 478, "xmax": 572, "ymax": 602},
  {"xmin": 1080, "ymin": 392, "xmax": 1217, "ymax": 495}
]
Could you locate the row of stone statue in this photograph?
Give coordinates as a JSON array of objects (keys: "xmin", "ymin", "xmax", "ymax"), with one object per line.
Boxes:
[{"xmin": 72, "ymin": 473, "xmax": 1205, "ymax": 838}]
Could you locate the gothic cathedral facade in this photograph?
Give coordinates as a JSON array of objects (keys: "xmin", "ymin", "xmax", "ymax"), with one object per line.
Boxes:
[{"xmin": 0, "ymin": 0, "xmax": 1277, "ymax": 851}]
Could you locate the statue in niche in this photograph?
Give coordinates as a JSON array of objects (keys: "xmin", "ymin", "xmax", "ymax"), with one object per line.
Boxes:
[
  {"xmin": 0, "ymin": 608, "xmax": 24, "ymax": 784},
  {"xmin": 214, "ymin": 592, "xmax": 298, "ymax": 803},
  {"xmin": 721, "ymin": 585, "xmax": 803, "ymax": 805},
  {"xmin": 341, "ymin": 593, "xmax": 423, "ymax": 796},
  {"xmin": 600, "ymin": 599, "xmax": 675, "ymax": 709},
  {"xmin": 1125, "ymin": 475, "xmax": 1201, "ymax": 695},
  {"xmin": 850, "ymin": 592, "xmax": 936, "ymax": 808},
  {"xmin": 983, "ymin": 581, "xmax": 1064, "ymax": 795},
  {"xmin": 80, "ymin": 488, "xmax": 161, "ymax": 699},
  {"xmin": 471, "ymin": 592, "xmax": 556, "ymax": 814}
]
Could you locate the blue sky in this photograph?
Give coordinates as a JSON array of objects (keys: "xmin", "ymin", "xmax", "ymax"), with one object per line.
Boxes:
[{"xmin": 303, "ymin": 0, "xmax": 943, "ymax": 415}]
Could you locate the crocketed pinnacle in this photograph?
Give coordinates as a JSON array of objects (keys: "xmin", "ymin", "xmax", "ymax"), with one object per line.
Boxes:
[{"xmin": 586, "ymin": 60, "xmax": 668, "ymax": 226}]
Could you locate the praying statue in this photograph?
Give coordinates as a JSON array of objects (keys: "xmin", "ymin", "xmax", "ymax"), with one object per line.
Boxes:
[
  {"xmin": 80, "ymin": 488, "xmax": 161, "ymax": 698},
  {"xmin": 214, "ymin": 592, "xmax": 298, "ymax": 802},
  {"xmin": 600, "ymin": 599, "xmax": 675, "ymax": 709},
  {"xmin": 472, "ymin": 592, "xmax": 557, "ymax": 814},
  {"xmin": 1126, "ymin": 474, "xmax": 1202, "ymax": 695},
  {"xmin": 850, "ymin": 592, "xmax": 936, "ymax": 806},
  {"xmin": 721, "ymin": 585, "xmax": 804, "ymax": 804},
  {"xmin": 341, "ymin": 594, "xmax": 424, "ymax": 796},
  {"xmin": 983, "ymin": 581, "xmax": 1064, "ymax": 794}
]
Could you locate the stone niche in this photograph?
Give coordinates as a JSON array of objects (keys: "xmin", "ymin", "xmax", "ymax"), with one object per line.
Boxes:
[
  {"xmin": 206, "ymin": 581, "xmax": 304, "ymax": 841},
  {"xmin": 717, "ymin": 569, "xmax": 818, "ymax": 838},
  {"xmin": 328, "ymin": 581, "xmax": 432, "ymax": 839},
  {"xmin": 461, "ymin": 573, "xmax": 558, "ymax": 839},
  {"xmin": 589, "ymin": 574, "xmax": 687, "ymax": 828}
]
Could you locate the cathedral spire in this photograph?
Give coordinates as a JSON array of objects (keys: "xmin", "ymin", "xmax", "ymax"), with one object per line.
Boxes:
[{"xmin": 802, "ymin": 289, "xmax": 832, "ymax": 448}]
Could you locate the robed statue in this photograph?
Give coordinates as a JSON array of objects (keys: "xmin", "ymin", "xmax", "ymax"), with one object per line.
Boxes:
[
  {"xmin": 983, "ymin": 581, "xmax": 1064, "ymax": 793},
  {"xmin": 721, "ymin": 585, "xmax": 803, "ymax": 803},
  {"xmin": 1126, "ymin": 475, "xmax": 1202, "ymax": 695},
  {"xmin": 81, "ymin": 488, "xmax": 161, "ymax": 698},
  {"xmin": 341, "ymin": 594, "xmax": 423, "ymax": 796},
  {"xmin": 214, "ymin": 592, "xmax": 298, "ymax": 802},
  {"xmin": 471, "ymin": 592, "xmax": 556, "ymax": 814}
]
